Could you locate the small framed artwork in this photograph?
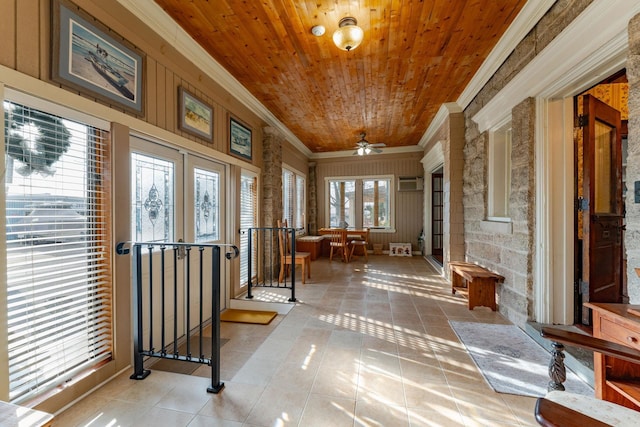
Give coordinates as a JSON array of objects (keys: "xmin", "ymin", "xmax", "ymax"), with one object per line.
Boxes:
[
  {"xmin": 178, "ymin": 87, "xmax": 213, "ymax": 142},
  {"xmin": 51, "ymin": 0, "xmax": 145, "ymax": 115},
  {"xmin": 229, "ymin": 117, "xmax": 252, "ymax": 161}
]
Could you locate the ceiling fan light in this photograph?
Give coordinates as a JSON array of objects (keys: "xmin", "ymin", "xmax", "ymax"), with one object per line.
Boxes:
[
  {"xmin": 365, "ymin": 147, "xmax": 371, "ymax": 154},
  {"xmin": 357, "ymin": 147, "xmax": 365, "ymax": 156},
  {"xmin": 333, "ymin": 17, "xmax": 364, "ymax": 51}
]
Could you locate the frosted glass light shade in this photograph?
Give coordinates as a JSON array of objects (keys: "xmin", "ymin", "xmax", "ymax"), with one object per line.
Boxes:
[{"xmin": 333, "ymin": 17, "xmax": 364, "ymax": 51}]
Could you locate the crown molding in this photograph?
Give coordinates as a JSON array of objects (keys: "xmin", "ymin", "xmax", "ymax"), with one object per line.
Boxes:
[
  {"xmin": 472, "ymin": 0, "xmax": 639, "ymax": 132},
  {"xmin": 310, "ymin": 145, "xmax": 424, "ymax": 160},
  {"xmin": 116, "ymin": 0, "xmax": 312, "ymax": 157},
  {"xmin": 418, "ymin": 103, "xmax": 462, "ymax": 148},
  {"xmin": 456, "ymin": 0, "xmax": 556, "ymax": 110},
  {"xmin": 416, "ymin": 0, "xmax": 555, "ymax": 149}
]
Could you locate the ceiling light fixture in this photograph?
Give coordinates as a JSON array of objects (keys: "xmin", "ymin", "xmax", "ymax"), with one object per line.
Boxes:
[{"xmin": 333, "ymin": 17, "xmax": 363, "ymax": 51}]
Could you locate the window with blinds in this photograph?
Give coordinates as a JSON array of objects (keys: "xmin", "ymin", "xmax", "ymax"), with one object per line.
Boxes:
[
  {"xmin": 4, "ymin": 101, "xmax": 112, "ymax": 402},
  {"xmin": 326, "ymin": 176, "xmax": 394, "ymax": 230},
  {"xmin": 240, "ymin": 172, "xmax": 257, "ymax": 286},
  {"xmin": 282, "ymin": 166, "xmax": 306, "ymax": 230},
  {"xmin": 282, "ymin": 169, "xmax": 294, "ymax": 226}
]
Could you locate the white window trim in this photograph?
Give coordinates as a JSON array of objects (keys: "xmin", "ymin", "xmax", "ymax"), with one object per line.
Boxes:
[
  {"xmin": 282, "ymin": 163, "xmax": 306, "ymax": 232},
  {"xmin": 487, "ymin": 119, "xmax": 512, "ymax": 225},
  {"xmin": 324, "ymin": 174, "xmax": 396, "ymax": 233}
]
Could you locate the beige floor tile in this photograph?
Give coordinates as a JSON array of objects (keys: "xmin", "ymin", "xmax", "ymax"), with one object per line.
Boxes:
[
  {"xmin": 187, "ymin": 415, "xmax": 243, "ymax": 427},
  {"xmin": 154, "ymin": 376, "xmax": 213, "ymax": 414},
  {"xmin": 268, "ymin": 361, "xmax": 319, "ymax": 392},
  {"xmin": 407, "ymin": 406, "xmax": 465, "ymax": 427},
  {"xmin": 354, "ymin": 398, "xmax": 410, "ymax": 427},
  {"xmin": 197, "ymin": 381, "xmax": 265, "ymax": 422},
  {"xmin": 53, "ymin": 257, "xmax": 549, "ymax": 427},
  {"xmin": 357, "ymin": 369, "xmax": 406, "ymax": 406},
  {"xmin": 243, "ymin": 384, "xmax": 308, "ymax": 426},
  {"xmin": 299, "ymin": 394, "xmax": 356, "ymax": 427},
  {"xmin": 231, "ymin": 356, "xmax": 281, "ymax": 385},
  {"xmin": 137, "ymin": 407, "xmax": 196, "ymax": 426}
]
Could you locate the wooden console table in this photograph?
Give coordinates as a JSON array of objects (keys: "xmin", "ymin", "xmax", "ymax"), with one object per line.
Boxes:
[
  {"xmin": 585, "ymin": 302, "xmax": 640, "ymax": 410},
  {"xmin": 449, "ymin": 261, "xmax": 504, "ymax": 311}
]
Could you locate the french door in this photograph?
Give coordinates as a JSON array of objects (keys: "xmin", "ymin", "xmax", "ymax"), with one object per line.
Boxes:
[
  {"xmin": 579, "ymin": 95, "xmax": 623, "ymax": 324},
  {"xmin": 130, "ymin": 136, "xmax": 227, "ymax": 344}
]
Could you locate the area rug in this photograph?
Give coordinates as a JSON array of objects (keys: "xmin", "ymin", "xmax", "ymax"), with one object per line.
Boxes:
[
  {"xmin": 449, "ymin": 321, "xmax": 593, "ymax": 397},
  {"xmin": 150, "ymin": 337, "xmax": 229, "ymax": 375},
  {"xmin": 220, "ymin": 308, "xmax": 278, "ymax": 324}
]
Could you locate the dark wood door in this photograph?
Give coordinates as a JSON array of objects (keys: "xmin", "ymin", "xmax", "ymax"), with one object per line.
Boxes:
[
  {"xmin": 581, "ymin": 95, "xmax": 623, "ymax": 323},
  {"xmin": 432, "ymin": 173, "xmax": 443, "ymax": 264}
]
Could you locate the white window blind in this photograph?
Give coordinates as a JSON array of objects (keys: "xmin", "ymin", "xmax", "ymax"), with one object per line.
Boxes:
[
  {"xmin": 4, "ymin": 101, "xmax": 112, "ymax": 402},
  {"xmin": 282, "ymin": 169, "xmax": 294, "ymax": 226},
  {"xmin": 296, "ymin": 175, "xmax": 305, "ymax": 230},
  {"xmin": 282, "ymin": 167, "xmax": 306, "ymax": 230},
  {"xmin": 240, "ymin": 172, "xmax": 257, "ymax": 286}
]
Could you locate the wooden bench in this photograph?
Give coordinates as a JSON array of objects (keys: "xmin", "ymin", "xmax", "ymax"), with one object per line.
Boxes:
[{"xmin": 449, "ymin": 261, "xmax": 504, "ymax": 311}]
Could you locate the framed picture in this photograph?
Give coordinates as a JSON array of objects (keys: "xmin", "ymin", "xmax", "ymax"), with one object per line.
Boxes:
[
  {"xmin": 51, "ymin": 0, "xmax": 145, "ymax": 114},
  {"xmin": 178, "ymin": 87, "xmax": 213, "ymax": 142},
  {"xmin": 229, "ymin": 117, "xmax": 252, "ymax": 161}
]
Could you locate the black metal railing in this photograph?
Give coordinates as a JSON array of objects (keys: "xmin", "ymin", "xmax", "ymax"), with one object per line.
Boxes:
[
  {"xmin": 116, "ymin": 241, "xmax": 238, "ymax": 393},
  {"xmin": 240, "ymin": 227, "xmax": 300, "ymax": 302}
]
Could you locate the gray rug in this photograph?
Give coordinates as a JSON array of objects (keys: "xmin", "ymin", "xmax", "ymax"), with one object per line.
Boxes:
[{"xmin": 449, "ymin": 321, "xmax": 593, "ymax": 397}]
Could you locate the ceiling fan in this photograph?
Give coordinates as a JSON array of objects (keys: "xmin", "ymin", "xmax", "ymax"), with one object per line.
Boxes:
[{"xmin": 353, "ymin": 132, "xmax": 386, "ymax": 155}]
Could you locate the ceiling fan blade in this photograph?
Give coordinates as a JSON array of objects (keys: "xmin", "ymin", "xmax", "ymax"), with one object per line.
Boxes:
[
  {"xmin": 369, "ymin": 143, "xmax": 386, "ymax": 147},
  {"xmin": 372, "ymin": 147, "xmax": 383, "ymax": 153}
]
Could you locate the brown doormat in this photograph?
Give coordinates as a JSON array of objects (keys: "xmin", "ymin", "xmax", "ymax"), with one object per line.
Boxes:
[
  {"xmin": 148, "ymin": 337, "xmax": 229, "ymax": 375},
  {"xmin": 220, "ymin": 308, "xmax": 278, "ymax": 325}
]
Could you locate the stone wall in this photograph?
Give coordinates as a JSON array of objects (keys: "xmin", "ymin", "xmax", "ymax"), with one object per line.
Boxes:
[
  {"xmin": 262, "ymin": 127, "xmax": 284, "ymax": 228},
  {"xmin": 262, "ymin": 127, "xmax": 284, "ymax": 275},
  {"xmin": 463, "ymin": 98, "xmax": 536, "ymax": 326},
  {"xmin": 461, "ymin": 0, "xmax": 593, "ymax": 326},
  {"xmin": 626, "ymin": 13, "xmax": 640, "ymax": 303}
]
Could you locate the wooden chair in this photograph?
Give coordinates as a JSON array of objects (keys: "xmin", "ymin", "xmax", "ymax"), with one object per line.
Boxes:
[
  {"xmin": 277, "ymin": 219, "xmax": 311, "ymax": 284},
  {"xmin": 328, "ymin": 228, "xmax": 349, "ymax": 263},
  {"xmin": 349, "ymin": 228, "xmax": 369, "ymax": 262},
  {"xmin": 535, "ymin": 327, "xmax": 640, "ymax": 426}
]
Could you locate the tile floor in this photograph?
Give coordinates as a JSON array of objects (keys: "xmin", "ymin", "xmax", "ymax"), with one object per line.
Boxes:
[{"xmin": 54, "ymin": 255, "xmax": 540, "ymax": 426}]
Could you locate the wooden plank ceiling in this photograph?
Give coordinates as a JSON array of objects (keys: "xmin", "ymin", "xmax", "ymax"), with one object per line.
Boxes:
[{"xmin": 154, "ymin": 0, "xmax": 527, "ymax": 153}]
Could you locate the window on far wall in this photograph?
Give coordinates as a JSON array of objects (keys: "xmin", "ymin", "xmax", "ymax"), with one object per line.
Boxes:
[
  {"xmin": 282, "ymin": 166, "xmax": 306, "ymax": 231},
  {"xmin": 326, "ymin": 176, "xmax": 394, "ymax": 231},
  {"xmin": 488, "ymin": 121, "xmax": 512, "ymax": 220}
]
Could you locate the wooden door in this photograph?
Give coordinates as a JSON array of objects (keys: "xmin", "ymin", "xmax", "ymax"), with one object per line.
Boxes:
[
  {"xmin": 581, "ymin": 94, "xmax": 623, "ymax": 323},
  {"xmin": 432, "ymin": 173, "xmax": 443, "ymax": 264}
]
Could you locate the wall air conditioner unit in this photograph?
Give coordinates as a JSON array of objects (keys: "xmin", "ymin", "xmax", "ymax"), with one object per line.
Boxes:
[{"xmin": 398, "ymin": 176, "xmax": 424, "ymax": 191}]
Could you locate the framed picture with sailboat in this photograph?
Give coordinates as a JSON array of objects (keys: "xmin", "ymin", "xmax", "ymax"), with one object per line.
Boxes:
[{"xmin": 51, "ymin": 0, "xmax": 145, "ymax": 114}]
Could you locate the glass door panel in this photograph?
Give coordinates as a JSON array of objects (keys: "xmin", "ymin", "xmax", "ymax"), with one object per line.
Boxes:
[
  {"xmin": 130, "ymin": 136, "xmax": 185, "ymax": 346},
  {"xmin": 186, "ymin": 155, "xmax": 227, "ymax": 319}
]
